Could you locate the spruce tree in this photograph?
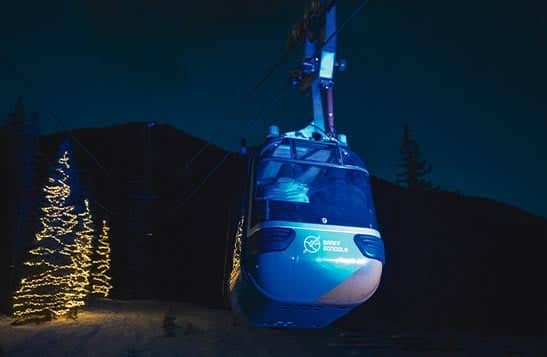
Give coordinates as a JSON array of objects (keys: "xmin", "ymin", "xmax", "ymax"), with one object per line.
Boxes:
[
  {"xmin": 91, "ymin": 219, "xmax": 112, "ymax": 297},
  {"xmin": 71, "ymin": 199, "xmax": 95, "ymax": 312},
  {"xmin": 396, "ymin": 124, "xmax": 433, "ymax": 191},
  {"xmin": 12, "ymin": 139, "xmax": 85, "ymax": 323}
]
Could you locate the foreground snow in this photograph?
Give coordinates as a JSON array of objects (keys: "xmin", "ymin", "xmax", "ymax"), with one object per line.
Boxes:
[{"xmin": 0, "ymin": 299, "xmax": 541, "ymax": 356}]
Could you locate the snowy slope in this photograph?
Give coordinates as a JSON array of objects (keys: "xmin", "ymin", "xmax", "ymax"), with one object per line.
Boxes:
[{"xmin": 0, "ymin": 299, "xmax": 542, "ymax": 356}]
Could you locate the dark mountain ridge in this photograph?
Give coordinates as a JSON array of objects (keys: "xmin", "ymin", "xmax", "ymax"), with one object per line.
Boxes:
[{"xmin": 2, "ymin": 122, "xmax": 546, "ymax": 335}]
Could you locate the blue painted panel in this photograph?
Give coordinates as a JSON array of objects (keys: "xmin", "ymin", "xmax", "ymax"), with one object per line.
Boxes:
[{"xmin": 247, "ymin": 222, "xmax": 381, "ymax": 304}]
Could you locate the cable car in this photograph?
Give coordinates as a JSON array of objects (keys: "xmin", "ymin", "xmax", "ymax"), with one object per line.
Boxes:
[{"xmin": 225, "ymin": 0, "xmax": 385, "ymax": 328}]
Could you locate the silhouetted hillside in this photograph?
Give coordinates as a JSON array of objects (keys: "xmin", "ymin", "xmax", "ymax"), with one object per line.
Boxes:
[
  {"xmin": 2, "ymin": 122, "xmax": 546, "ymax": 335},
  {"xmin": 339, "ymin": 179, "xmax": 547, "ymax": 335}
]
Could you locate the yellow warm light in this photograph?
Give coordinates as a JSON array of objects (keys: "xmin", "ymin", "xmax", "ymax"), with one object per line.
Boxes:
[
  {"xmin": 71, "ymin": 199, "xmax": 95, "ymax": 303},
  {"xmin": 91, "ymin": 219, "xmax": 112, "ymax": 297},
  {"xmin": 12, "ymin": 149, "xmax": 94, "ymax": 323},
  {"xmin": 229, "ymin": 217, "xmax": 244, "ymax": 290}
]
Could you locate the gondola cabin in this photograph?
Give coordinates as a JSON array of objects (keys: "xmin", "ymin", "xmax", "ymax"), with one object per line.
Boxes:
[
  {"xmin": 226, "ymin": 130, "xmax": 385, "ymax": 328},
  {"xmin": 225, "ymin": 0, "xmax": 385, "ymax": 328}
]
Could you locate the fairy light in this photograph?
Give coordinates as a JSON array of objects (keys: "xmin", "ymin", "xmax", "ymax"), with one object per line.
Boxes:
[
  {"xmin": 229, "ymin": 217, "xmax": 245, "ymax": 290},
  {"xmin": 71, "ymin": 199, "xmax": 95, "ymax": 303},
  {"xmin": 12, "ymin": 147, "xmax": 89, "ymax": 322},
  {"xmin": 91, "ymin": 219, "xmax": 112, "ymax": 297}
]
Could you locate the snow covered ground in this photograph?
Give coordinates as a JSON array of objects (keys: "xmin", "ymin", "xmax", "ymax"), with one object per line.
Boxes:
[{"xmin": 0, "ymin": 299, "xmax": 542, "ymax": 356}]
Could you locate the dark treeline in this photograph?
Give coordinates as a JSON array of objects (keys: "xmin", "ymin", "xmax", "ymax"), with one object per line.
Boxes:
[
  {"xmin": 0, "ymin": 125, "xmax": 10, "ymax": 314},
  {"xmin": 1, "ymin": 122, "xmax": 546, "ymax": 336}
]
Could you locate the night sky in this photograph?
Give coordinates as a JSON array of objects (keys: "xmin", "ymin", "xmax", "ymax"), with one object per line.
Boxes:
[{"xmin": 2, "ymin": 0, "xmax": 546, "ymax": 218}]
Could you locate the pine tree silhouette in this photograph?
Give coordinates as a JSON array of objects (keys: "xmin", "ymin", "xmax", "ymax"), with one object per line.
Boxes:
[{"xmin": 396, "ymin": 124, "xmax": 433, "ymax": 191}]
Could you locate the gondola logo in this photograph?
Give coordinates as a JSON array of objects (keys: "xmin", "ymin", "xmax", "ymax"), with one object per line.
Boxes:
[{"xmin": 303, "ymin": 235, "xmax": 321, "ymax": 254}]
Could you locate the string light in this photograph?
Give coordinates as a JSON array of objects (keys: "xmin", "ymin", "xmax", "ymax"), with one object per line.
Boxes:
[
  {"xmin": 91, "ymin": 219, "xmax": 112, "ymax": 297},
  {"xmin": 229, "ymin": 217, "xmax": 245, "ymax": 290},
  {"xmin": 12, "ymin": 146, "xmax": 89, "ymax": 322},
  {"xmin": 71, "ymin": 199, "xmax": 95, "ymax": 304}
]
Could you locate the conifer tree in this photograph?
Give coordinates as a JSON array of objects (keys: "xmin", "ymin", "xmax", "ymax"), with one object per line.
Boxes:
[
  {"xmin": 70, "ymin": 199, "xmax": 95, "ymax": 311},
  {"xmin": 12, "ymin": 139, "xmax": 86, "ymax": 323},
  {"xmin": 91, "ymin": 219, "xmax": 112, "ymax": 297},
  {"xmin": 396, "ymin": 124, "xmax": 433, "ymax": 191}
]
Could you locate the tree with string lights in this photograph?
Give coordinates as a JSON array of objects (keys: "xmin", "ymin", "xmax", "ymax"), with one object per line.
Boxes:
[
  {"xmin": 91, "ymin": 219, "xmax": 112, "ymax": 298},
  {"xmin": 11, "ymin": 139, "xmax": 87, "ymax": 323},
  {"xmin": 70, "ymin": 199, "xmax": 95, "ymax": 315}
]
